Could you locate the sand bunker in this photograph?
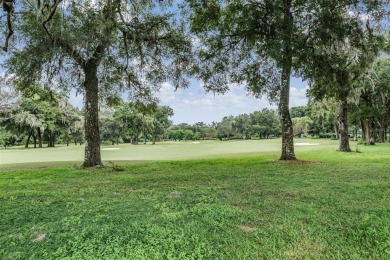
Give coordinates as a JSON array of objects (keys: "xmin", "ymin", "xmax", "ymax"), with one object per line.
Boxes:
[
  {"xmin": 101, "ymin": 148, "xmax": 121, "ymax": 151},
  {"xmin": 294, "ymin": 143, "xmax": 320, "ymax": 146}
]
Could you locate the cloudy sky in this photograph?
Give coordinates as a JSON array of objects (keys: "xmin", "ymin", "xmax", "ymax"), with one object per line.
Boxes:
[
  {"xmin": 69, "ymin": 77, "xmax": 309, "ymax": 125},
  {"xmin": 155, "ymin": 78, "xmax": 309, "ymax": 124}
]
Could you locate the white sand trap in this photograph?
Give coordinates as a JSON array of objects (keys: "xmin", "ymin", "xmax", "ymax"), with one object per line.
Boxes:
[
  {"xmin": 192, "ymin": 142, "xmax": 200, "ymax": 144},
  {"xmin": 101, "ymin": 148, "xmax": 121, "ymax": 151},
  {"xmin": 295, "ymin": 143, "xmax": 320, "ymax": 146}
]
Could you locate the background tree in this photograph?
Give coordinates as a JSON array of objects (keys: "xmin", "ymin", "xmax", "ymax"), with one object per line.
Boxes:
[
  {"xmin": 292, "ymin": 117, "xmax": 311, "ymax": 137},
  {"xmin": 0, "ymin": 78, "xmax": 18, "ymax": 112},
  {"xmin": 187, "ymin": 0, "xmax": 385, "ymax": 159},
  {"xmin": 249, "ymin": 109, "xmax": 280, "ymax": 139},
  {"xmin": 69, "ymin": 115, "xmax": 85, "ymax": 146},
  {"xmin": 349, "ymin": 71, "xmax": 378, "ymax": 145},
  {"xmin": 168, "ymin": 128, "xmax": 185, "ymax": 141},
  {"xmin": 134, "ymin": 101, "xmax": 158, "ymax": 144},
  {"xmin": 0, "ymin": 85, "xmax": 82, "ymax": 148},
  {"xmin": 216, "ymin": 116, "xmax": 235, "ymax": 140},
  {"xmin": 100, "ymin": 107, "xmax": 123, "ymax": 145},
  {"xmin": 148, "ymin": 105, "xmax": 174, "ymax": 144},
  {"xmin": 290, "ymin": 106, "xmax": 310, "ymax": 137},
  {"xmin": 6, "ymin": 0, "xmax": 192, "ymax": 167},
  {"xmin": 290, "ymin": 106, "xmax": 307, "ymax": 118},
  {"xmin": 370, "ymin": 56, "xmax": 390, "ymax": 143},
  {"xmin": 200, "ymin": 126, "xmax": 217, "ymax": 140},
  {"xmin": 307, "ymin": 98, "xmax": 339, "ymax": 139},
  {"xmin": 233, "ymin": 114, "xmax": 251, "ymax": 139},
  {"xmin": 59, "ymin": 105, "xmax": 84, "ymax": 146},
  {"xmin": 306, "ymin": 5, "xmax": 385, "ymax": 151}
]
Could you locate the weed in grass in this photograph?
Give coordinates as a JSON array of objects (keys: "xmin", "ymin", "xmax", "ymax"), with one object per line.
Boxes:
[{"xmin": 107, "ymin": 161, "xmax": 125, "ymax": 172}]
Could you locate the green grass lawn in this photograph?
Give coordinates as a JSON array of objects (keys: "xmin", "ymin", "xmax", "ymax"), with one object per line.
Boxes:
[
  {"xmin": 0, "ymin": 140, "xmax": 389, "ymax": 259},
  {"xmin": 0, "ymin": 138, "xmax": 335, "ymax": 166}
]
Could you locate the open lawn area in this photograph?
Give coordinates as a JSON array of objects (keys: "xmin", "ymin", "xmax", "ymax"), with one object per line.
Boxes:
[
  {"xmin": 0, "ymin": 139, "xmax": 389, "ymax": 259},
  {"xmin": 2, "ymin": 138, "xmax": 334, "ymax": 166}
]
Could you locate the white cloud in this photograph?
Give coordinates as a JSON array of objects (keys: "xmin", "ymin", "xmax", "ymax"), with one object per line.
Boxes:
[
  {"xmin": 154, "ymin": 82, "xmax": 182, "ymax": 104},
  {"xmin": 290, "ymin": 85, "xmax": 309, "ymax": 107},
  {"xmin": 154, "ymin": 80, "xmax": 309, "ymax": 124},
  {"xmin": 170, "ymin": 86, "xmax": 274, "ymax": 124}
]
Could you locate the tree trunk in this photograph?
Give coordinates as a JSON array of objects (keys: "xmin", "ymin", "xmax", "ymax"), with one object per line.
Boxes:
[
  {"xmin": 32, "ymin": 133, "xmax": 37, "ymax": 148},
  {"xmin": 82, "ymin": 63, "xmax": 103, "ymax": 167},
  {"xmin": 134, "ymin": 129, "xmax": 139, "ymax": 145},
  {"xmin": 360, "ymin": 120, "xmax": 366, "ymax": 142},
  {"xmin": 143, "ymin": 118, "xmax": 147, "ymax": 144},
  {"xmin": 25, "ymin": 129, "xmax": 32, "ymax": 148},
  {"xmin": 352, "ymin": 128, "xmax": 357, "ymax": 141},
  {"xmin": 38, "ymin": 127, "xmax": 43, "ymax": 148},
  {"xmin": 338, "ymin": 100, "xmax": 351, "ymax": 152},
  {"xmin": 371, "ymin": 120, "xmax": 376, "ymax": 144},
  {"xmin": 378, "ymin": 112, "xmax": 386, "ymax": 143},
  {"xmin": 364, "ymin": 119, "xmax": 372, "ymax": 146},
  {"xmin": 47, "ymin": 132, "xmax": 56, "ymax": 147},
  {"xmin": 47, "ymin": 132, "xmax": 51, "ymax": 147},
  {"xmin": 334, "ymin": 124, "xmax": 339, "ymax": 140},
  {"xmin": 279, "ymin": 0, "xmax": 296, "ymax": 160}
]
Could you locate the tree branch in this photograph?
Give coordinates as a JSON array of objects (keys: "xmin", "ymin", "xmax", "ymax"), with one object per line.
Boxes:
[
  {"xmin": 89, "ymin": 0, "xmax": 121, "ymax": 65},
  {"xmin": 42, "ymin": 0, "xmax": 63, "ymax": 42},
  {"xmin": 1, "ymin": 0, "xmax": 15, "ymax": 52},
  {"xmin": 52, "ymin": 37, "xmax": 86, "ymax": 68}
]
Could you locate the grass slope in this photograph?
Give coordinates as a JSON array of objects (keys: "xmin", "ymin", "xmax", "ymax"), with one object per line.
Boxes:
[{"xmin": 0, "ymin": 142, "xmax": 389, "ymax": 259}]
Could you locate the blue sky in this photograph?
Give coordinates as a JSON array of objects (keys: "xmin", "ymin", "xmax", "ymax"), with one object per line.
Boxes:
[
  {"xmin": 68, "ymin": 77, "xmax": 309, "ymax": 125},
  {"xmin": 155, "ymin": 78, "xmax": 309, "ymax": 124}
]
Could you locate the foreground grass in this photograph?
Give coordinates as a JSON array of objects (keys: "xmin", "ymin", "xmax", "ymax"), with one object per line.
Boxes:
[{"xmin": 0, "ymin": 144, "xmax": 389, "ymax": 259}]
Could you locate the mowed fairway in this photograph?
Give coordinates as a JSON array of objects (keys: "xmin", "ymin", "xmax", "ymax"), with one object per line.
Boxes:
[
  {"xmin": 1, "ymin": 138, "xmax": 333, "ymax": 166},
  {"xmin": 0, "ymin": 140, "xmax": 389, "ymax": 259}
]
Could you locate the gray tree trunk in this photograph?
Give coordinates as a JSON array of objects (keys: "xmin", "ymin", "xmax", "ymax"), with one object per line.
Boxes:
[
  {"xmin": 82, "ymin": 62, "xmax": 103, "ymax": 167},
  {"xmin": 338, "ymin": 100, "xmax": 351, "ymax": 152},
  {"xmin": 279, "ymin": 0, "xmax": 296, "ymax": 160}
]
